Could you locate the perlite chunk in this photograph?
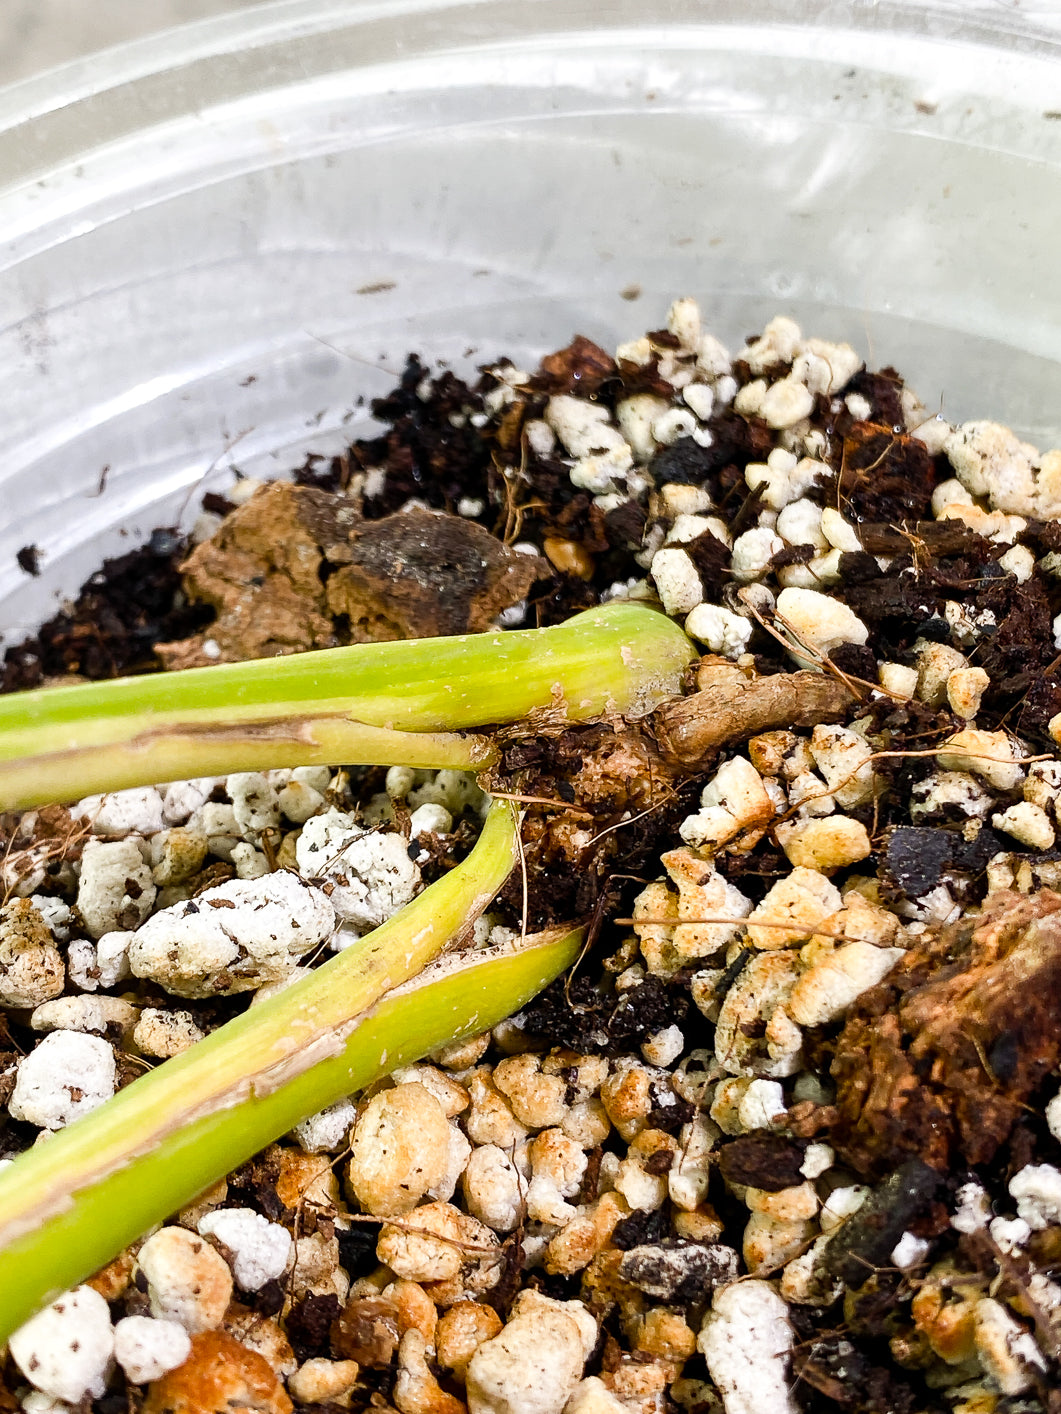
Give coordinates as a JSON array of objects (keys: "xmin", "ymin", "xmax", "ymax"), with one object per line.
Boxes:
[
  {"xmin": 466, "ymin": 1301, "xmax": 587, "ymax": 1414},
  {"xmin": 0, "ymin": 898, "xmax": 64, "ymax": 1009},
  {"xmin": 127, "ymin": 871, "xmax": 336, "ymax": 998},
  {"xmin": 9, "ymin": 1286, "xmax": 115, "ymax": 1404},
  {"xmin": 295, "ymin": 808, "xmax": 420, "ymax": 932},
  {"xmin": 112, "ymin": 1315, "xmax": 191, "ymax": 1385},
  {"xmin": 77, "ymin": 837, "xmax": 156, "ymax": 939},
  {"xmin": 945, "ymin": 419, "xmax": 1061, "ymax": 520},
  {"xmin": 197, "ymin": 1208, "xmax": 293, "ymax": 1291},
  {"xmin": 10, "ymin": 1030, "xmax": 116, "ymax": 1129},
  {"xmin": 698, "ymin": 1281, "xmax": 797, "ymax": 1414},
  {"xmin": 775, "ymin": 587, "xmax": 868, "ymax": 662}
]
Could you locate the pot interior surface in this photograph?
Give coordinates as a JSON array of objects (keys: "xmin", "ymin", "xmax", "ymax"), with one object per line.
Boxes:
[{"xmin": 0, "ymin": 0, "xmax": 1059, "ymax": 643}]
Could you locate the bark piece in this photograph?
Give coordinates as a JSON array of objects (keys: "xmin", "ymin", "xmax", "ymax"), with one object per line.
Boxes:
[
  {"xmin": 157, "ymin": 482, "xmax": 342, "ymax": 667},
  {"xmin": 158, "ymin": 485, "xmax": 544, "ymax": 667},
  {"xmin": 830, "ymin": 890, "xmax": 1061, "ymax": 1179},
  {"xmin": 325, "ymin": 507, "xmax": 544, "ymax": 640},
  {"xmin": 529, "ymin": 336, "xmax": 617, "ymax": 396},
  {"xmin": 839, "ymin": 422, "xmax": 936, "ymax": 521},
  {"xmin": 822, "ymin": 1161, "xmax": 941, "ymax": 1288},
  {"xmin": 717, "ymin": 1134, "xmax": 807, "ymax": 1193}
]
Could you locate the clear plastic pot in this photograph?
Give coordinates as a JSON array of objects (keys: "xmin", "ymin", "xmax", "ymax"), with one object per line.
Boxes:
[{"xmin": 1, "ymin": 0, "xmax": 1059, "ymax": 644}]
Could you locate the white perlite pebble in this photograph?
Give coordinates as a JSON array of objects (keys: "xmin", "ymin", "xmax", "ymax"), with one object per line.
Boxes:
[
  {"xmin": 570, "ymin": 444, "xmax": 634, "ymax": 496},
  {"xmin": 680, "ymin": 756, "xmax": 774, "ymax": 853},
  {"xmin": 668, "ymin": 295, "xmax": 702, "ymax": 350},
  {"xmin": 991, "ymin": 1216, "xmax": 1032, "ymax": 1254},
  {"xmin": 77, "ymin": 838, "xmax": 157, "ymax": 939},
  {"xmin": 98, "ymin": 931, "xmax": 133, "ymax": 988},
  {"xmin": 466, "ymin": 1304, "xmax": 586, "ymax": 1414},
  {"xmin": 20, "ymin": 1394, "xmax": 71, "ymax": 1413},
  {"xmin": 794, "ymin": 338, "xmax": 862, "ymax": 396},
  {"xmin": 776, "ymin": 498, "xmax": 828, "ymax": 551},
  {"xmin": 819, "ymin": 508, "xmax": 862, "ymax": 553},
  {"xmin": 28, "ymin": 895, "xmax": 72, "ymax": 941},
  {"xmin": 30, "ymin": 995, "xmax": 138, "ymax": 1036},
  {"xmin": 992, "ymin": 801, "xmax": 1056, "ymax": 851},
  {"xmin": 776, "ymin": 816, "xmax": 871, "ymax": 871},
  {"xmin": 565, "ymin": 1378, "xmax": 628, "ymax": 1414},
  {"xmin": 277, "ymin": 780, "xmax": 327, "ymax": 824},
  {"xmin": 744, "ymin": 316, "xmax": 801, "ymax": 373},
  {"xmin": 294, "ymin": 1098, "xmax": 358, "ymax": 1153},
  {"xmin": 113, "ymin": 1315, "xmax": 191, "ymax": 1384},
  {"xmin": 463, "ymin": 1144, "xmax": 524, "ymax": 1233},
  {"xmin": 936, "ymin": 728, "xmax": 1025, "ymax": 791},
  {"xmin": 132, "ymin": 1007, "xmax": 205, "ymax": 1058},
  {"xmin": 947, "ymin": 666, "xmax": 989, "ymax": 720},
  {"xmin": 0, "ymin": 899, "xmax": 64, "ymax": 1009},
  {"xmin": 683, "ymin": 381, "xmax": 715, "ymax": 421},
  {"xmin": 545, "ymin": 395, "xmax": 624, "ymax": 459},
  {"xmin": 295, "ymin": 808, "xmax": 420, "ymax": 930},
  {"xmin": 819, "ymin": 1186, "xmax": 869, "ymax": 1234},
  {"xmin": 1047, "ymin": 1090, "xmax": 1061, "ymax": 1144},
  {"xmin": 198, "ymin": 1207, "xmax": 293, "ymax": 1291},
  {"xmin": 685, "ymin": 603, "xmax": 753, "ymax": 659},
  {"xmin": 617, "ymin": 395, "xmax": 670, "ymax": 462},
  {"xmin": 951, "ymin": 1181, "xmax": 991, "ymax": 1235},
  {"xmin": 73, "ymin": 787, "xmax": 165, "ymax": 838},
  {"xmin": 652, "ymin": 407, "xmax": 698, "ymax": 446},
  {"xmin": 731, "ymin": 527, "xmax": 783, "ymax": 583},
  {"xmin": 698, "ymin": 1280, "xmax": 797, "ymax": 1414},
  {"xmin": 231, "ymin": 841, "xmax": 269, "ymax": 879},
  {"xmin": 973, "ymin": 1296, "xmax": 1048, "ymax": 1395},
  {"xmin": 999, "ymin": 543, "xmax": 1035, "ymax": 582},
  {"xmin": 128, "ymin": 870, "xmax": 336, "ymax": 998},
  {"xmin": 879, "ymin": 662, "xmax": 918, "ymax": 698},
  {"xmin": 10, "ymin": 1030, "xmax": 116, "ymax": 1129},
  {"xmin": 9, "ymin": 1286, "xmax": 114, "ymax": 1403},
  {"xmin": 787, "ymin": 942, "xmax": 905, "ymax": 1027},
  {"xmin": 227, "ymin": 771, "xmax": 281, "ymax": 838},
  {"xmin": 800, "ymin": 1143, "xmax": 834, "ymax": 1179},
  {"xmin": 744, "ymin": 449, "xmax": 822, "ymax": 511},
  {"xmin": 737, "ymin": 1079, "xmax": 787, "ymax": 1132},
  {"xmin": 890, "ymin": 1232, "xmax": 931, "ymax": 1270},
  {"xmin": 760, "ymin": 376, "xmax": 815, "ymax": 429},
  {"xmin": 641, "ymin": 1025, "xmax": 684, "ymax": 1067},
  {"xmin": 650, "ymin": 547, "xmax": 703, "ymax": 616},
  {"xmin": 162, "ymin": 778, "xmax": 222, "ymax": 824},
  {"xmin": 408, "ymin": 769, "xmax": 485, "ymax": 817},
  {"xmin": 665, "ymin": 512, "xmax": 716, "ymax": 547},
  {"xmin": 137, "ymin": 1226, "xmax": 233, "ymax": 1332},
  {"xmin": 775, "ymin": 587, "xmax": 868, "ymax": 660},
  {"xmin": 1010, "ymin": 1164, "xmax": 1061, "ymax": 1230},
  {"xmin": 945, "ymin": 419, "xmax": 1061, "ymax": 519},
  {"xmin": 386, "ymin": 765, "xmax": 416, "ymax": 798},
  {"xmin": 409, "ymin": 803, "xmax": 453, "ymax": 837}
]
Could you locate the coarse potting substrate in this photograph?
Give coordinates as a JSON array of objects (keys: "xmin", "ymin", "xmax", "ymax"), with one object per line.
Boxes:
[{"xmin": 4, "ymin": 301, "xmax": 1061, "ymax": 1412}]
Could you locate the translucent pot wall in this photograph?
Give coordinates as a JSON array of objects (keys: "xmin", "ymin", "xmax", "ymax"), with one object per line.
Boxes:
[{"xmin": 1, "ymin": 0, "xmax": 1059, "ymax": 643}]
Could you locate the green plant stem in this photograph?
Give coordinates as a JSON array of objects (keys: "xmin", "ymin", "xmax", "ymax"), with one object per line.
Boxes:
[
  {"xmin": 0, "ymin": 803, "xmax": 584, "ymax": 1341},
  {"xmin": 0, "ymin": 603, "xmax": 695, "ymax": 810}
]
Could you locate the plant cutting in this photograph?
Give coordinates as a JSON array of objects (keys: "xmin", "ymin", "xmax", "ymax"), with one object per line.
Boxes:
[
  {"xmin": 0, "ymin": 587, "xmax": 864, "ymax": 1342},
  {"xmin": 9, "ymin": 295, "xmax": 1061, "ymax": 1407},
  {"xmin": 0, "ymin": 602, "xmax": 699, "ymax": 1339}
]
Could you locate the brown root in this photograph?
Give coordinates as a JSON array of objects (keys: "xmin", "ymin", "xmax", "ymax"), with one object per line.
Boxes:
[{"xmin": 650, "ymin": 659, "xmax": 856, "ymax": 772}]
